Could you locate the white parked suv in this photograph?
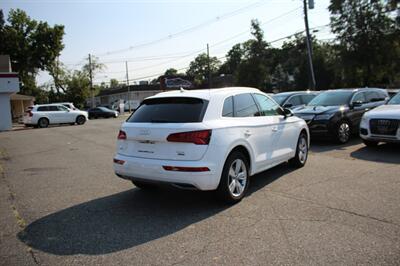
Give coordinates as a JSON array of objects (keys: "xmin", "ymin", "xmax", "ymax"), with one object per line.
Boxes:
[
  {"xmin": 113, "ymin": 87, "xmax": 310, "ymax": 203},
  {"xmin": 24, "ymin": 104, "xmax": 89, "ymax": 128},
  {"xmin": 360, "ymin": 92, "xmax": 400, "ymax": 146}
]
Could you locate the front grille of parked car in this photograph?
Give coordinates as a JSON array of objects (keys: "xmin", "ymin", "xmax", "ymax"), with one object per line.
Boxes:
[{"xmin": 370, "ymin": 119, "xmax": 399, "ymax": 136}]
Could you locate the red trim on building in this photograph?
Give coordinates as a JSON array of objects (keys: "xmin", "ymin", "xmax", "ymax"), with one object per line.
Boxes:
[{"xmin": 0, "ymin": 73, "xmax": 18, "ymax": 78}]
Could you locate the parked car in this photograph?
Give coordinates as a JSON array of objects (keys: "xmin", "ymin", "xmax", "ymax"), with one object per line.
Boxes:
[
  {"xmin": 88, "ymin": 107, "xmax": 118, "ymax": 119},
  {"xmin": 24, "ymin": 104, "xmax": 89, "ymax": 128},
  {"xmin": 293, "ymin": 88, "xmax": 389, "ymax": 143},
  {"xmin": 360, "ymin": 92, "xmax": 400, "ymax": 146},
  {"xmin": 272, "ymin": 91, "xmax": 319, "ymax": 109},
  {"xmin": 113, "ymin": 87, "xmax": 310, "ymax": 203}
]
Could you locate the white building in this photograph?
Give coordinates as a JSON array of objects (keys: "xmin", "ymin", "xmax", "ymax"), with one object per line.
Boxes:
[{"xmin": 0, "ymin": 55, "xmax": 20, "ymax": 131}]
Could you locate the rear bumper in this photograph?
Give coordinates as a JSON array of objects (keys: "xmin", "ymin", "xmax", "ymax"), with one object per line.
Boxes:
[{"xmin": 113, "ymin": 154, "xmax": 221, "ymax": 190}]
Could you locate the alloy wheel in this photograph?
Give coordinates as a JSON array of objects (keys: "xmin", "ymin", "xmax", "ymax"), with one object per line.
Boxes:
[
  {"xmin": 298, "ymin": 135, "xmax": 308, "ymax": 164},
  {"xmin": 228, "ymin": 159, "xmax": 247, "ymax": 197},
  {"xmin": 338, "ymin": 122, "xmax": 350, "ymax": 143}
]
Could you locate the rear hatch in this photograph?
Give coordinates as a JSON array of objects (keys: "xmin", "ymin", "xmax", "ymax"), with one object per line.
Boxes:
[{"xmin": 117, "ymin": 97, "xmax": 210, "ymax": 161}]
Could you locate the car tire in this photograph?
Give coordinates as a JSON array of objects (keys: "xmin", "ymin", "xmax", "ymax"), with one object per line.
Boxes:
[
  {"xmin": 216, "ymin": 151, "xmax": 249, "ymax": 204},
  {"xmin": 289, "ymin": 132, "xmax": 308, "ymax": 168},
  {"xmin": 76, "ymin": 115, "xmax": 86, "ymax": 125},
  {"xmin": 363, "ymin": 139, "xmax": 379, "ymax": 147},
  {"xmin": 131, "ymin": 180, "xmax": 156, "ymax": 189},
  {"xmin": 38, "ymin": 118, "xmax": 49, "ymax": 128},
  {"xmin": 335, "ymin": 121, "xmax": 351, "ymax": 144}
]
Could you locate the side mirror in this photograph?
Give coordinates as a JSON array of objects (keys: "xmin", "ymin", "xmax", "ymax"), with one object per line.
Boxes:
[
  {"xmin": 279, "ymin": 107, "xmax": 293, "ymax": 118},
  {"xmin": 283, "ymin": 103, "xmax": 293, "ymax": 108}
]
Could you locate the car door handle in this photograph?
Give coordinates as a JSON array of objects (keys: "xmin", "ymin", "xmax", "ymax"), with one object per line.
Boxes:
[
  {"xmin": 272, "ymin": 126, "xmax": 278, "ymax": 132},
  {"xmin": 244, "ymin": 130, "xmax": 252, "ymax": 137}
]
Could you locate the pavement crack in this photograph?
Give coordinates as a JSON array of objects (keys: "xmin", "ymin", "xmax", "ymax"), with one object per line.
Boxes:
[{"xmin": 269, "ymin": 190, "xmax": 399, "ymax": 227}]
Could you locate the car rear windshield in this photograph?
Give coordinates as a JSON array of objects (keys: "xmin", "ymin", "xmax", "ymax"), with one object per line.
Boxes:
[
  {"xmin": 127, "ymin": 97, "xmax": 208, "ymax": 123},
  {"xmin": 308, "ymin": 91, "xmax": 353, "ymax": 106}
]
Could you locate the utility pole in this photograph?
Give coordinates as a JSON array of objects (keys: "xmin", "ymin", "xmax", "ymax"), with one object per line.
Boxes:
[
  {"xmin": 89, "ymin": 54, "xmax": 94, "ymax": 107},
  {"xmin": 207, "ymin": 43, "xmax": 212, "ymax": 89},
  {"xmin": 125, "ymin": 61, "xmax": 131, "ymax": 113},
  {"xmin": 303, "ymin": 0, "xmax": 316, "ymax": 90}
]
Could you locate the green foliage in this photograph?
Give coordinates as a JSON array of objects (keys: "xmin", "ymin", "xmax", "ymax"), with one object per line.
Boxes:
[
  {"xmin": 109, "ymin": 78, "xmax": 119, "ymax": 88},
  {"xmin": 329, "ymin": 0, "xmax": 399, "ymax": 87},
  {"xmin": 164, "ymin": 68, "xmax": 178, "ymax": 76},
  {"xmin": 0, "ymin": 8, "xmax": 64, "ymax": 95},
  {"xmin": 186, "ymin": 53, "xmax": 221, "ymax": 86}
]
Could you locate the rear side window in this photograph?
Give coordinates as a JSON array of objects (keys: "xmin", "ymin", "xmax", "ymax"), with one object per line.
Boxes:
[
  {"xmin": 127, "ymin": 97, "xmax": 208, "ymax": 123},
  {"xmin": 234, "ymin": 93, "xmax": 259, "ymax": 117},
  {"xmin": 222, "ymin": 96, "xmax": 234, "ymax": 117},
  {"xmin": 37, "ymin": 106, "xmax": 49, "ymax": 112}
]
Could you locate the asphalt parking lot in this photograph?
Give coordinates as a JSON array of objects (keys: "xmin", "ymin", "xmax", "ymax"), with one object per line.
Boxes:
[{"xmin": 1, "ymin": 118, "xmax": 399, "ymax": 266}]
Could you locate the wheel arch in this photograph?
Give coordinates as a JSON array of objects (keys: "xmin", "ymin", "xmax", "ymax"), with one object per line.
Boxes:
[{"xmin": 224, "ymin": 143, "xmax": 254, "ymax": 175}]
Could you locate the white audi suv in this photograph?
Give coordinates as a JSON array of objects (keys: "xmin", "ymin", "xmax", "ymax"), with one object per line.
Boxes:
[
  {"xmin": 113, "ymin": 87, "xmax": 309, "ymax": 203},
  {"xmin": 360, "ymin": 92, "xmax": 400, "ymax": 146}
]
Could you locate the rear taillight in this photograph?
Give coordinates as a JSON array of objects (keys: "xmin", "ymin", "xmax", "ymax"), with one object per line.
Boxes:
[
  {"xmin": 113, "ymin": 158, "xmax": 125, "ymax": 165},
  {"xmin": 27, "ymin": 110, "xmax": 33, "ymax": 117},
  {"xmin": 117, "ymin": 130, "xmax": 127, "ymax": 140},
  {"xmin": 167, "ymin": 130, "xmax": 211, "ymax": 145},
  {"xmin": 163, "ymin": 166, "xmax": 210, "ymax": 172}
]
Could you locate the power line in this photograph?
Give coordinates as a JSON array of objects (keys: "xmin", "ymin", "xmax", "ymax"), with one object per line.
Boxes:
[
  {"xmin": 94, "ymin": 23, "xmax": 330, "ymax": 84},
  {"xmin": 94, "ymin": 1, "xmax": 269, "ymax": 57}
]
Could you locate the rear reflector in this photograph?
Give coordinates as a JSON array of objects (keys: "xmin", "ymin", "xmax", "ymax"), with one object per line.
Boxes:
[
  {"xmin": 163, "ymin": 166, "xmax": 210, "ymax": 172},
  {"xmin": 113, "ymin": 158, "xmax": 125, "ymax": 165},
  {"xmin": 167, "ymin": 130, "xmax": 211, "ymax": 145},
  {"xmin": 117, "ymin": 130, "xmax": 127, "ymax": 140}
]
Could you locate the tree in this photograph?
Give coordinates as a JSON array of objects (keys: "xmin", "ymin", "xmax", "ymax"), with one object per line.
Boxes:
[
  {"xmin": 164, "ymin": 68, "xmax": 178, "ymax": 76},
  {"xmin": 109, "ymin": 78, "xmax": 119, "ymax": 88},
  {"xmin": 235, "ymin": 19, "xmax": 271, "ymax": 90},
  {"xmin": 0, "ymin": 9, "xmax": 65, "ymax": 96},
  {"xmin": 329, "ymin": 0, "xmax": 399, "ymax": 86},
  {"xmin": 219, "ymin": 43, "xmax": 244, "ymax": 75},
  {"xmin": 186, "ymin": 53, "xmax": 221, "ymax": 86}
]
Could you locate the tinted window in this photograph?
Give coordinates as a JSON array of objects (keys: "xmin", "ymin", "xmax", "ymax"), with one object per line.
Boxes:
[
  {"xmin": 37, "ymin": 106, "xmax": 49, "ymax": 112},
  {"xmin": 287, "ymin": 95, "xmax": 302, "ymax": 106},
  {"xmin": 128, "ymin": 97, "xmax": 207, "ymax": 123},
  {"xmin": 271, "ymin": 95, "xmax": 288, "ymax": 105},
  {"xmin": 352, "ymin": 92, "xmax": 367, "ymax": 103},
  {"xmin": 234, "ymin": 94, "xmax": 259, "ymax": 117},
  {"xmin": 48, "ymin": 106, "xmax": 59, "ymax": 111},
  {"xmin": 388, "ymin": 93, "xmax": 400, "ymax": 104},
  {"xmin": 308, "ymin": 91, "xmax": 353, "ymax": 106},
  {"xmin": 57, "ymin": 105, "xmax": 68, "ymax": 111},
  {"xmin": 301, "ymin": 94, "xmax": 316, "ymax": 104},
  {"xmin": 253, "ymin": 94, "xmax": 280, "ymax": 116},
  {"xmin": 222, "ymin": 96, "xmax": 234, "ymax": 117},
  {"xmin": 365, "ymin": 91, "xmax": 380, "ymax": 102}
]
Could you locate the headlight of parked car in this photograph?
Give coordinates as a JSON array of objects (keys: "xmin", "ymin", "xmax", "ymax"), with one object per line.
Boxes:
[
  {"xmin": 360, "ymin": 115, "xmax": 368, "ymax": 128},
  {"xmin": 314, "ymin": 113, "xmax": 335, "ymax": 120}
]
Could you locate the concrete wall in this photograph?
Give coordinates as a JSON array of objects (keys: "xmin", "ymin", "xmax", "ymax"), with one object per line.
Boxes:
[{"xmin": 0, "ymin": 94, "xmax": 12, "ymax": 131}]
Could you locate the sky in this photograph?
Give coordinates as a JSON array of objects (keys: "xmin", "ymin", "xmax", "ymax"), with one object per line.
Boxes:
[{"xmin": 1, "ymin": 0, "xmax": 334, "ymax": 86}]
